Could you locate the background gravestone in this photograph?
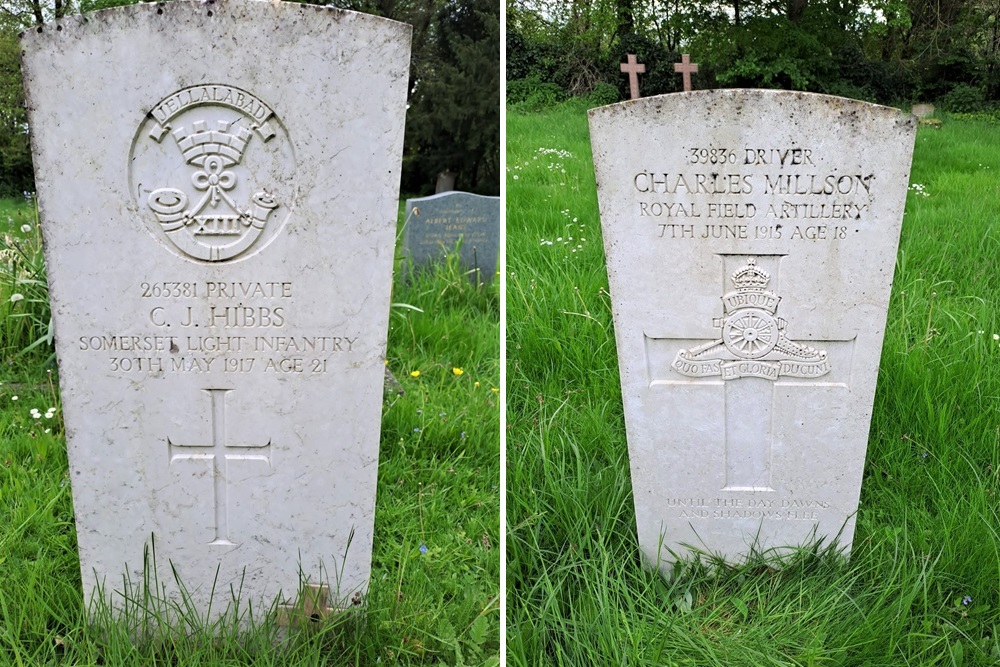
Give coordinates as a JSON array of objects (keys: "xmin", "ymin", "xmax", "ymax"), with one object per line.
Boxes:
[
  {"xmin": 22, "ymin": 1, "xmax": 410, "ymax": 619},
  {"xmin": 590, "ymin": 90, "xmax": 916, "ymax": 565},
  {"xmin": 404, "ymin": 191, "xmax": 500, "ymax": 283}
]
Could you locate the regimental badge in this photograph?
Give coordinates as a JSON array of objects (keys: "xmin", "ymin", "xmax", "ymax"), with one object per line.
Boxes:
[
  {"xmin": 130, "ymin": 84, "xmax": 295, "ymax": 263},
  {"xmin": 671, "ymin": 257, "xmax": 831, "ymax": 381}
]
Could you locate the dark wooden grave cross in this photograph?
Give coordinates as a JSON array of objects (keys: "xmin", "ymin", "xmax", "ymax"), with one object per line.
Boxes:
[
  {"xmin": 674, "ymin": 53, "xmax": 699, "ymax": 92},
  {"xmin": 620, "ymin": 53, "xmax": 646, "ymax": 100},
  {"xmin": 647, "ymin": 255, "xmax": 856, "ymax": 490},
  {"xmin": 167, "ymin": 388, "xmax": 271, "ymax": 546}
]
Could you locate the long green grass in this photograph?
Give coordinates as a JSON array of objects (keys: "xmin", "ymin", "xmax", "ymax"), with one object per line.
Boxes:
[
  {"xmin": 0, "ymin": 196, "xmax": 51, "ymax": 372},
  {"xmin": 0, "ymin": 206, "xmax": 500, "ymax": 665},
  {"xmin": 506, "ymin": 103, "xmax": 1000, "ymax": 665}
]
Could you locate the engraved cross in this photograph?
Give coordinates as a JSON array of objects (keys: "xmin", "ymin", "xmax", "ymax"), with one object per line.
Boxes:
[
  {"xmin": 645, "ymin": 255, "xmax": 856, "ymax": 491},
  {"xmin": 167, "ymin": 388, "xmax": 271, "ymax": 546},
  {"xmin": 673, "ymin": 53, "xmax": 699, "ymax": 92},
  {"xmin": 620, "ymin": 53, "xmax": 646, "ymax": 100}
]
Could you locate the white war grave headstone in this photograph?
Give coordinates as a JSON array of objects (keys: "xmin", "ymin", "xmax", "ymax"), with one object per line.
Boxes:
[
  {"xmin": 589, "ymin": 91, "xmax": 916, "ymax": 566},
  {"xmin": 21, "ymin": 1, "xmax": 411, "ymax": 620}
]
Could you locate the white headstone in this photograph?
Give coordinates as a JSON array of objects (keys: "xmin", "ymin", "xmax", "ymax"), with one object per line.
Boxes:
[
  {"xmin": 22, "ymin": 1, "xmax": 411, "ymax": 620},
  {"xmin": 589, "ymin": 90, "xmax": 915, "ymax": 566}
]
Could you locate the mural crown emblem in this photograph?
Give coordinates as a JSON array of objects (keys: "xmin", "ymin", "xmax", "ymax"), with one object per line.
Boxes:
[{"xmin": 172, "ymin": 120, "xmax": 253, "ymax": 167}]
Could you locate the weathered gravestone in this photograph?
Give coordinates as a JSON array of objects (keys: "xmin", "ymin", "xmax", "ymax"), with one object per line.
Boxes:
[
  {"xmin": 589, "ymin": 90, "xmax": 916, "ymax": 566},
  {"xmin": 22, "ymin": 1, "xmax": 410, "ymax": 620},
  {"xmin": 404, "ymin": 191, "xmax": 500, "ymax": 283}
]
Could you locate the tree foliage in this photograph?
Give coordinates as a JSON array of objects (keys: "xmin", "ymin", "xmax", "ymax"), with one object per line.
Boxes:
[
  {"xmin": 320, "ymin": 0, "xmax": 501, "ymax": 195},
  {"xmin": 0, "ymin": 0, "xmax": 499, "ymax": 198},
  {"xmin": 508, "ymin": 0, "xmax": 1000, "ymax": 109},
  {"xmin": 403, "ymin": 0, "xmax": 500, "ymax": 194}
]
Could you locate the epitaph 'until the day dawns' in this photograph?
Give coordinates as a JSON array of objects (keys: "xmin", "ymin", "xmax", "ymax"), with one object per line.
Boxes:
[
  {"xmin": 22, "ymin": 1, "xmax": 410, "ymax": 619},
  {"xmin": 589, "ymin": 90, "xmax": 915, "ymax": 566}
]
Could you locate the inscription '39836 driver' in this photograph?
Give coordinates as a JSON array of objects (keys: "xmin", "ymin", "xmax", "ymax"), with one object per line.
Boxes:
[{"xmin": 129, "ymin": 84, "xmax": 296, "ymax": 263}]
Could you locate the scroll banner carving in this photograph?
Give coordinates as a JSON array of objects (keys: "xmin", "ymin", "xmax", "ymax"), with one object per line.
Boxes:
[{"xmin": 671, "ymin": 258, "xmax": 831, "ymax": 381}]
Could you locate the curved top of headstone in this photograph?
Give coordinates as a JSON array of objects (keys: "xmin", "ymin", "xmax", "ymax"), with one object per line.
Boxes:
[
  {"xmin": 20, "ymin": 0, "xmax": 411, "ymax": 41},
  {"xmin": 589, "ymin": 89, "xmax": 916, "ymax": 129},
  {"xmin": 408, "ymin": 191, "xmax": 500, "ymax": 204}
]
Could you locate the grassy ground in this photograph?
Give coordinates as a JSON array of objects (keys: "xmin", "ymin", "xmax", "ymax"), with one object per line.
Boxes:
[
  {"xmin": 0, "ymin": 204, "xmax": 500, "ymax": 665},
  {"xmin": 506, "ymin": 102, "xmax": 1000, "ymax": 665}
]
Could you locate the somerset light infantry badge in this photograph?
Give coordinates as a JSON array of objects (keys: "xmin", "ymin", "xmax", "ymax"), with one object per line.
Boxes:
[
  {"xmin": 671, "ymin": 257, "xmax": 830, "ymax": 381},
  {"xmin": 130, "ymin": 84, "xmax": 295, "ymax": 262}
]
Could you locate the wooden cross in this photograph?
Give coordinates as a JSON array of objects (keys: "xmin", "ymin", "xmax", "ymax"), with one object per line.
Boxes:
[
  {"xmin": 167, "ymin": 388, "xmax": 272, "ymax": 546},
  {"xmin": 645, "ymin": 255, "xmax": 856, "ymax": 490},
  {"xmin": 674, "ymin": 53, "xmax": 699, "ymax": 92},
  {"xmin": 620, "ymin": 53, "xmax": 646, "ymax": 100},
  {"xmin": 277, "ymin": 583, "xmax": 342, "ymax": 628}
]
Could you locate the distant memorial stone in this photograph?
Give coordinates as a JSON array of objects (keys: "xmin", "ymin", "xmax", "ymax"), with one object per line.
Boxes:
[
  {"xmin": 911, "ymin": 103, "xmax": 935, "ymax": 118},
  {"xmin": 22, "ymin": 1, "xmax": 410, "ymax": 620},
  {"xmin": 404, "ymin": 191, "xmax": 499, "ymax": 283},
  {"xmin": 589, "ymin": 90, "xmax": 916, "ymax": 566},
  {"xmin": 435, "ymin": 171, "xmax": 457, "ymax": 193}
]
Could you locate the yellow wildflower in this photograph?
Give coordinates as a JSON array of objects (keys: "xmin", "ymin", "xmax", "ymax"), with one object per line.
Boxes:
[
  {"xmin": 452, "ymin": 367, "xmax": 464, "ymax": 376},
  {"xmin": 410, "ymin": 370, "xmax": 420, "ymax": 378}
]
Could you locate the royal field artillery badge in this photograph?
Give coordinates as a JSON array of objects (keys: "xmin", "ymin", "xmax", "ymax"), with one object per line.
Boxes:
[{"xmin": 671, "ymin": 257, "xmax": 830, "ymax": 381}]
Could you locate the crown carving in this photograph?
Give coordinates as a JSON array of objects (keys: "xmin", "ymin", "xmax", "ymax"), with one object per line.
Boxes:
[
  {"xmin": 731, "ymin": 257, "xmax": 770, "ymax": 291},
  {"xmin": 171, "ymin": 120, "xmax": 253, "ymax": 167}
]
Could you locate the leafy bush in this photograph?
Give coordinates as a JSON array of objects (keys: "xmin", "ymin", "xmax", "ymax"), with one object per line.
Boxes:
[
  {"xmin": 506, "ymin": 76, "xmax": 567, "ymax": 112},
  {"xmin": 587, "ymin": 82, "xmax": 620, "ymax": 107},
  {"xmin": 939, "ymin": 84, "xmax": 987, "ymax": 112},
  {"xmin": 506, "ymin": 26, "xmax": 535, "ymax": 81},
  {"xmin": 825, "ymin": 43, "xmax": 918, "ymax": 105}
]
